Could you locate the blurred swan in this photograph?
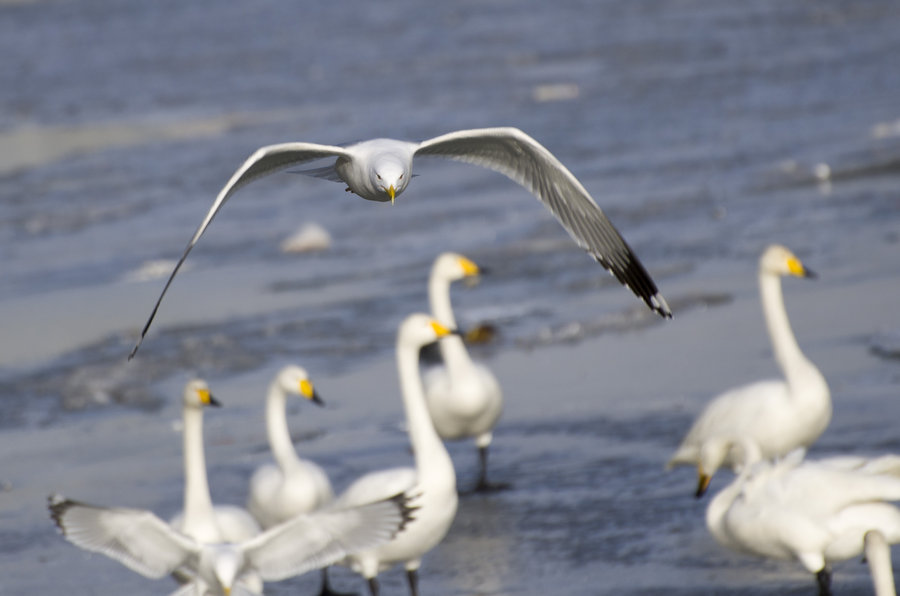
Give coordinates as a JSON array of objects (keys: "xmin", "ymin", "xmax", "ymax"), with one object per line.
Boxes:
[
  {"xmin": 423, "ymin": 253, "xmax": 504, "ymax": 491},
  {"xmin": 333, "ymin": 313, "xmax": 458, "ymax": 596},
  {"xmin": 247, "ymin": 366, "xmax": 331, "ymax": 526},
  {"xmin": 49, "ymin": 490, "xmax": 413, "ymax": 596},
  {"xmin": 246, "ymin": 365, "xmax": 345, "ymax": 595},
  {"xmin": 167, "ymin": 380, "xmax": 262, "ymax": 590},
  {"xmin": 129, "ymin": 127, "xmax": 673, "ymax": 359},
  {"xmin": 707, "ymin": 443, "xmax": 900, "ymax": 596},
  {"xmin": 668, "ymin": 244, "xmax": 830, "ymax": 497}
]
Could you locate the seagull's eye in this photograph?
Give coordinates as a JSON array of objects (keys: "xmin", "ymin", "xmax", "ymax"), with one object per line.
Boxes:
[
  {"xmin": 376, "ymin": 174, "xmax": 382, "ymax": 180},
  {"xmin": 398, "ymin": 174, "xmax": 403, "ymax": 180}
]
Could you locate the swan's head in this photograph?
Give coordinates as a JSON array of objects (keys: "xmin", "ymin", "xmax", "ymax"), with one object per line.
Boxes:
[
  {"xmin": 697, "ymin": 437, "xmax": 764, "ymax": 498},
  {"xmin": 760, "ymin": 244, "xmax": 817, "ymax": 279},
  {"xmin": 211, "ymin": 546, "xmax": 242, "ymax": 595},
  {"xmin": 371, "ymin": 157, "xmax": 408, "ymax": 204},
  {"xmin": 276, "ymin": 365, "xmax": 323, "ymax": 406},
  {"xmin": 432, "ymin": 252, "xmax": 481, "ymax": 284},
  {"xmin": 398, "ymin": 313, "xmax": 456, "ymax": 349},
  {"xmin": 183, "ymin": 379, "xmax": 221, "ymax": 409}
]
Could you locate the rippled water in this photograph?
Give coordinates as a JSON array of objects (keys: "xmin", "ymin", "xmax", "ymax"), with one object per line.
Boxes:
[{"xmin": 2, "ymin": 0, "xmax": 900, "ymax": 594}]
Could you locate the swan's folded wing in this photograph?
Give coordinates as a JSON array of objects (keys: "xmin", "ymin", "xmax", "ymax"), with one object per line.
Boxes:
[
  {"xmin": 416, "ymin": 127, "xmax": 670, "ymax": 318},
  {"xmin": 49, "ymin": 495, "xmax": 199, "ymax": 579},
  {"xmin": 243, "ymin": 492, "xmax": 414, "ymax": 581}
]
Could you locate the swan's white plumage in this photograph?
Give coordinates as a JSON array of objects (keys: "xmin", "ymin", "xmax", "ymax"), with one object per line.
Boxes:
[
  {"xmin": 706, "ymin": 443, "xmax": 900, "ymax": 595},
  {"xmin": 247, "ymin": 365, "xmax": 333, "ymax": 529},
  {"xmin": 130, "ymin": 127, "xmax": 672, "ymax": 359},
  {"xmin": 423, "ymin": 253, "xmax": 503, "ymax": 489},
  {"xmin": 668, "ymin": 244, "xmax": 830, "ymax": 496},
  {"xmin": 333, "ymin": 314, "xmax": 458, "ymax": 589}
]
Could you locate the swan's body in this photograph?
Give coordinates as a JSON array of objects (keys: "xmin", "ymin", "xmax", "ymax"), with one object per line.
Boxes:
[
  {"xmin": 247, "ymin": 366, "xmax": 332, "ymax": 528},
  {"xmin": 334, "ymin": 314, "xmax": 458, "ymax": 596},
  {"xmin": 49, "ymin": 491, "xmax": 413, "ymax": 596},
  {"xmin": 165, "ymin": 380, "xmax": 262, "ymax": 592},
  {"xmin": 422, "ymin": 253, "xmax": 504, "ymax": 491},
  {"xmin": 707, "ymin": 445, "xmax": 900, "ymax": 596},
  {"xmin": 246, "ymin": 366, "xmax": 347, "ymax": 595},
  {"xmin": 668, "ymin": 244, "xmax": 830, "ymax": 496},
  {"xmin": 130, "ymin": 127, "xmax": 672, "ymax": 358}
]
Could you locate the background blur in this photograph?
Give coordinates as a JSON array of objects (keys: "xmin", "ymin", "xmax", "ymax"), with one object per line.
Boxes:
[{"xmin": 2, "ymin": 0, "xmax": 899, "ymax": 594}]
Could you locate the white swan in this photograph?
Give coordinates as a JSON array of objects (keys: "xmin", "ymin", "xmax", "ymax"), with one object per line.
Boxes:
[
  {"xmin": 246, "ymin": 365, "xmax": 345, "ymax": 595},
  {"xmin": 169, "ymin": 380, "xmax": 261, "ymax": 544},
  {"xmin": 423, "ymin": 252, "xmax": 504, "ymax": 491},
  {"xmin": 333, "ymin": 313, "xmax": 458, "ymax": 596},
  {"xmin": 49, "ymin": 491, "xmax": 413, "ymax": 596},
  {"xmin": 247, "ymin": 365, "xmax": 331, "ymax": 527},
  {"xmin": 129, "ymin": 127, "xmax": 672, "ymax": 358},
  {"xmin": 706, "ymin": 444, "xmax": 900, "ymax": 596},
  {"xmin": 668, "ymin": 244, "xmax": 830, "ymax": 497}
]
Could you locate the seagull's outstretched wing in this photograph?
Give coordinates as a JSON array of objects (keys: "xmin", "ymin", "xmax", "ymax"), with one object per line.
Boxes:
[
  {"xmin": 415, "ymin": 127, "xmax": 671, "ymax": 318},
  {"xmin": 243, "ymin": 492, "xmax": 414, "ymax": 582},
  {"xmin": 49, "ymin": 495, "xmax": 199, "ymax": 579},
  {"xmin": 130, "ymin": 142, "xmax": 351, "ymax": 359}
]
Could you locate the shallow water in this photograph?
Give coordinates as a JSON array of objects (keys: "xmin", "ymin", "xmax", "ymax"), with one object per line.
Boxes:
[{"xmin": 2, "ymin": 0, "xmax": 900, "ymax": 594}]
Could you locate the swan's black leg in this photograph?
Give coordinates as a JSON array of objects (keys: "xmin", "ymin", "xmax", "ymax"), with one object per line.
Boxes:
[
  {"xmin": 475, "ymin": 446, "xmax": 510, "ymax": 492},
  {"xmin": 317, "ymin": 568, "xmax": 357, "ymax": 596},
  {"xmin": 406, "ymin": 568, "xmax": 419, "ymax": 596},
  {"xmin": 816, "ymin": 567, "xmax": 833, "ymax": 596}
]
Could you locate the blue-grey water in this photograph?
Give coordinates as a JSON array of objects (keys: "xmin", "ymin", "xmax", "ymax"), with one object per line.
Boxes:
[{"xmin": 2, "ymin": 0, "xmax": 900, "ymax": 594}]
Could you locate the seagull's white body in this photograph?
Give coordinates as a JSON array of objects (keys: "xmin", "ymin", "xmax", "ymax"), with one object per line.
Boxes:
[
  {"xmin": 707, "ymin": 446, "xmax": 900, "ymax": 595},
  {"xmin": 131, "ymin": 127, "xmax": 671, "ymax": 358},
  {"xmin": 422, "ymin": 253, "xmax": 503, "ymax": 489},
  {"xmin": 668, "ymin": 245, "xmax": 830, "ymax": 496},
  {"xmin": 50, "ymin": 491, "xmax": 412, "ymax": 596},
  {"xmin": 166, "ymin": 380, "xmax": 262, "ymax": 592},
  {"xmin": 247, "ymin": 366, "xmax": 333, "ymax": 529},
  {"xmin": 334, "ymin": 314, "xmax": 458, "ymax": 594}
]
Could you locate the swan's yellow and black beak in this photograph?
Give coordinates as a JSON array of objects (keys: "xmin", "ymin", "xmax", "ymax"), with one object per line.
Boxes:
[
  {"xmin": 787, "ymin": 256, "xmax": 817, "ymax": 279},
  {"xmin": 430, "ymin": 320, "xmax": 457, "ymax": 338},
  {"xmin": 695, "ymin": 469, "xmax": 711, "ymax": 499},
  {"xmin": 197, "ymin": 388, "xmax": 222, "ymax": 408},
  {"xmin": 458, "ymin": 256, "xmax": 480, "ymax": 277},
  {"xmin": 300, "ymin": 379, "xmax": 324, "ymax": 406}
]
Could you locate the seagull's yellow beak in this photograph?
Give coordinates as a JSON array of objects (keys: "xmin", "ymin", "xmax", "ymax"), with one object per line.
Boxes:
[
  {"xmin": 223, "ymin": 588, "xmax": 231, "ymax": 596},
  {"xmin": 388, "ymin": 185, "xmax": 396, "ymax": 204}
]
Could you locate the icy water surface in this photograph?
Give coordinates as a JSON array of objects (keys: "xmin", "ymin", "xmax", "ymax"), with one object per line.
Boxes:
[{"xmin": 2, "ymin": 0, "xmax": 900, "ymax": 594}]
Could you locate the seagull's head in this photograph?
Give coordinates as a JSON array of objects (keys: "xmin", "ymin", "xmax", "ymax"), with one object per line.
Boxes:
[
  {"xmin": 433, "ymin": 252, "xmax": 481, "ymax": 284},
  {"xmin": 183, "ymin": 379, "xmax": 221, "ymax": 409},
  {"xmin": 371, "ymin": 157, "xmax": 408, "ymax": 204},
  {"xmin": 760, "ymin": 244, "xmax": 816, "ymax": 279},
  {"xmin": 276, "ymin": 365, "xmax": 323, "ymax": 406}
]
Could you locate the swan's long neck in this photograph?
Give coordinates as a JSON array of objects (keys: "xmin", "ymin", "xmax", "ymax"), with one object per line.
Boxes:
[
  {"xmin": 759, "ymin": 272, "xmax": 813, "ymax": 391},
  {"xmin": 397, "ymin": 338, "xmax": 455, "ymax": 485},
  {"xmin": 429, "ymin": 273, "xmax": 474, "ymax": 374},
  {"xmin": 266, "ymin": 381, "xmax": 299, "ymax": 471},
  {"xmin": 182, "ymin": 406, "xmax": 216, "ymax": 534}
]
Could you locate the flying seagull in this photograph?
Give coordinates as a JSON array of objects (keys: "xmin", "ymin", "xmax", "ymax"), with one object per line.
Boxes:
[{"xmin": 130, "ymin": 127, "xmax": 671, "ymax": 358}]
